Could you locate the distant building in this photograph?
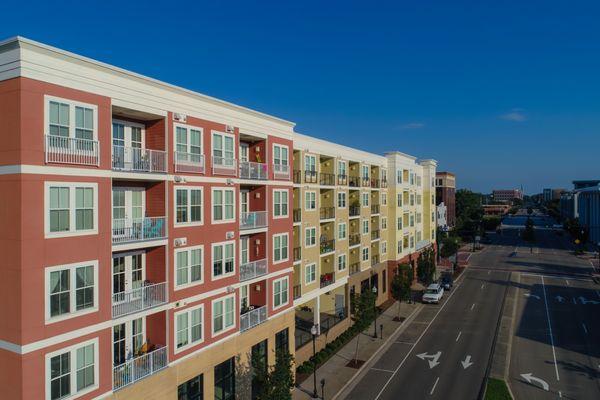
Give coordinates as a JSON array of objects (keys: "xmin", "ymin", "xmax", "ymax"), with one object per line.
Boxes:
[
  {"xmin": 543, "ymin": 188, "xmax": 566, "ymax": 202},
  {"xmin": 560, "ymin": 191, "xmax": 579, "ymax": 220},
  {"xmin": 492, "ymin": 189, "xmax": 523, "ymax": 203},
  {"xmin": 577, "ymin": 186, "xmax": 600, "ymax": 245},
  {"xmin": 436, "ymin": 172, "xmax": 456, "ymax": 229},
  {"xmin": 437, "ymin": 202, "xmax": 448, "ymax": 231},
  {"xmin": 573, "ymin": 180, "xmax": 600, "ymax": 190},
  {"xmin": 483, "ymin": 204, "xmax": 510, "ymax": 216}
]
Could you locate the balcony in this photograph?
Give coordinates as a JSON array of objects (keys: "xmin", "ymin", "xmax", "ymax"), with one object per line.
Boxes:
[
  {"xmin": 320, "ymin": 239, "xmax": 335, "ymax": 255},
  {"xmin": 349, "ymin": 233, "xmax": 361, "ymax": 246},
  {"xmin": 349, "ymin": 262, "xmax": 361, "ymax": 275},
  {"xmin": 45, "ymin": 135, "xmax": 100, "ymax": 166},
  {"xmin": 319, "ymin": 172, "xmax": 335, "ymax": 186},
  {"xmin": 273, "ymin": 164, "xmax": 290, "ymax": 180},
  {"xmin": 240, "ymin": 305, "xmax": 268, "ymax": 332},
  {"xmin": 240, "ymin": 211, "xmax": 268, "ymax": 230},
  {"xmin": 174, "ymin": 151, "xmax": 205, "ymax": 174},
  {"xmin": 381, "ymin": 179, "xmax": 388, "ymax": 188},
  {"xmin": 239, "ymin": 161, "xmax": 268, "ymax": 180},
  {"xmin": 349, "ymin": 206, "xmax": 360, "ymax": 217},
  {"xmin": 112, "ymin": 146, "xmax": 167, "ymax": 173},
  {"xmin": 112, "ymin": 282, "xmax": 168, "ymax": 318},
  {"xmin": 240, "ymin": 259, "xmax": 267, "ymax": 282},
  {"xmin": 319, "ymin": 207, "xmax": 335, "ymax": 220},
  {"xmin": 293, "ymin": 170, "xmax": 301, "ymax": 184},
  {"xmin": 293, "ymin": 284, "xmax": 302, "ymax": 300},
  {"xmin": 212, "ymin": 156, "xmax": 237, "ymax": 176},
  {"xmin": 416, "ymin": 240, "xmax": 431, "ymax": 251},
  {"xmin": 371, "ymin": 178, "xmax": 380, "ymax": 188},
  {"xmin": 361, "ymin": 177, "xmax": 370, "ymax": 187},
  {"xmin": 304, "ymin": 170, "xmax": 318, "ymax": 184},
  {"xmin": 293, "ymin": 246, "xmax": 302, "ymax": 262},
  {"xmin": 113, "ymin": 345, "xmax": 168, "ymax": 391},
  {"xmin": 293, "ymin": 208, "xmax": 301, "ymax": 223},
  {"xmin": 337, "ymin": 174, "xmax": 348, "ymax": 186},
  {"xmin": 371, "ymin": 229, "xmax": 380, "ymax": 240},
  {"xmin": 112, "ymin": 217, "xmax": 167, "ymax": 244},
  {"xmin": 371, "ymin": 255, "xmax": 380, "ymax": 266},
  {"xmin": 348, "ymin": 176, "xmax": 361, "ymax": 187},
  {"xmin": 371, "ymin": 204, "xmax": 380, "ymax": 214},
  {"xmin": 320, "ymin": 273, "xmax": 335, "ymax": 288}
]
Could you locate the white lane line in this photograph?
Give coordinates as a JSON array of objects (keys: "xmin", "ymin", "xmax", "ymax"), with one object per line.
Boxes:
[
  {"xmin": 481, "ymin": 283, "xmax": 485, "ymax": 290},
  {"xmin": 456, "ymin": 331, "xmax": 462, "ymax": 342},
  {"xmin": 471, "ymin": 303, "xmax": 476, "ymax": 311},
  {"xmin": 373, "ymin": 273, "xmax": 467, "ymax": 400},
  {"xmin": 582, "ymin": 323, "xmax": 588, "ymax": 334},
  {"xmin": 371, "ymin": 367, "xmax": 395, "ymax": 373},
  {"xmin": 430, "ymin": 377, "xmax": 440, "ymax": 395},
  {"xmin": 559, "ymin": 390, "xmax": 562, "ymax": 398},
  {"xmin": 541, "ymin": 276, "xmax": 560, "ymax": 382}
]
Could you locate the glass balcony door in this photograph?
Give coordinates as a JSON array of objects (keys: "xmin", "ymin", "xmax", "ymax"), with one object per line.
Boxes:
[
  {"xmin": 113, "ymin": 318, "xmax": 145, "ymax": 366},
  {"xmin": 112, "ymin": 252, "xmax": 145, "ymax": 305},
  {"xmin": 112, "ymin": 187, "xmax": 145, "ymax": 239},
  {"xmin": 112, "ymin": 120, "xmax": 145, "ymax": 169}
]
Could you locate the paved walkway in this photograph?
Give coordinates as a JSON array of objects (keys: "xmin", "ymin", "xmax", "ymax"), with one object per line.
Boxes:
[{"xmin": 293, "ymin": 300, "xmax": 422, "ymax": 400}]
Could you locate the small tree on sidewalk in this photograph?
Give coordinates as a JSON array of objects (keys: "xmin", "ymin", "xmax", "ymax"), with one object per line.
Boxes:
[
  {"xmin": 417, "ymin": 248, "xmax": 436, "ymax": 285},
  {"xmin": 252, "ymin": 350, "xmax": 295, "ymax": 400},
  {"xmin": 391, "ymin": 264, "xmax": 413, "ymax": 321}
]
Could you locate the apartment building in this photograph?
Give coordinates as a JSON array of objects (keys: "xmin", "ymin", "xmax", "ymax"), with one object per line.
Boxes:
[
  {"xmin": 0, "ymin": 37, "xmax": 437, "ymax": 400},
  {"xmin": 436, "ymin": 171, "xmax": 456, "ymax": 229}
]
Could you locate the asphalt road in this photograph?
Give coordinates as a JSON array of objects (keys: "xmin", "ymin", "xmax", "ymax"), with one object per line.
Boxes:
[{"xmin": 341, "ymin": 214, "xmax": 600, "ymax": 400}]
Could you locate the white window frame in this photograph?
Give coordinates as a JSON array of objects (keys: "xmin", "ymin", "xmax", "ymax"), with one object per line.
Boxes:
[
  {"xmin": 174, "ymin": 245, "xmax": 204, "ymax": 290},
  {"xmin": 304, "ymin": 154, "xmax": 317, "ymax": 172},
  {"xmin": 338, "ymin": 222, "xmax": 347, "ymax": 240},
  {"xmin": 397, "ymin": 193, "xmax": 402, "ymax": 207},
  {"xmin": 174, "ymin": 122, "xmax": 203, "ymax": 157},
  {"xmin": 337, "ymin": 191, "xmax": 347, "ymax": 209},
  {"xmin": 211, "ymin": 294, "xmax": 236, "ymax": 336},
  {"xmin": 362, "ymin": 192, "xmax": 369, "ymax": 207},
  {"xmin": 381, "ymin": 217, "xmax": 387, "ymax": 230},
  {"xmin": 305, "ymin": 191, "xmax": 317, "ymax": 211},
  {"xmin": 45, "ymin": 260, "xmax": 99, "ymax": 324},
  {"xmin": 174, "ymin": 186, "xmax": 204, "ymax": 227},
  {"xmin": 211, "ymin": 130, "xmax": 236, "ymax": 166},
  {"xmin": 362, "ymin": 219, "xmax": 369, "ymax": 235},
  {"xmin": 337, "ymin": 254, "xmax": 347, "ymax": 271},
  {"xmin": 273, "ymin": 144, "xmax": 289, "ymax": 167},
  {"xmin": 397, "ymin": 217, "xmax": 403, "ymax": 230},
  {"xmin": 396, "ymin": 169, "xmax": 402, "ymax": 184},
  {"xmin": 45, "ymin": 338, "xmax": 99, "ymax": 400},
  {"xmin": 211, "ymin": 240, "xmax": 236, "ymax": 280},
  {"xmin": 273, "ymin": 189, "xmax": 289, "ymax": 219},
  {"xmin": 44, "ymin": 95, "xmax": 99, "ymax": 140},
  {"xmin": 337, "ymin": 160, "xmax": 347, "ymax": 176},
  {"xmin": 174, "ymin": 304, "xmax": 204, "ymax": 353},
  {"xmin": 305, "ymin": 227, "xmax": 317, "ymax": 248},
  {"xmin": 211, "ymin": 187, "xmax": 236, "ymax": 224},
  {"xmin": 45, "ymin": 182, "xmax": 98, "ymax": 238},
  {"xmin": 362, "ymin": 247, "xmax": 369, "ymax": 261},
  {"xmin": 381, "ymin": 241, "xmax": 387, "ymax": 255},
  {"xmin": 273, "ymin": 276, "xmax": 289, "ymax": 310},
  {"xmin": 361, "ymin": 165, "xmax": 369, "ymax": 179},
  {"xmin": 273, "ymin": 233, "xmax": 289, "ymax": 264},
  {"xmin": 381, "ymin": 193, "xmax": 387, "ymax": 206},
  {"xmin": 305, "ymin": 263, "xmax": 316, "ymax": 284}
]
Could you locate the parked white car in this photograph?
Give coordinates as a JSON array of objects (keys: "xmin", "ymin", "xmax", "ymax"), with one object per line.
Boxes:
[{"xmin": 422, "ymin": 283, "xmax": 444, "ymax": 304}]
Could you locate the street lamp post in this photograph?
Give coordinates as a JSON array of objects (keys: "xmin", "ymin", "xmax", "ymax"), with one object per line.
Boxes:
[
  {"xmin": 372, "ymin": 286, "xmax": 378, "ymax": 338},
  {"xmin": 311, "ymin": 325, "xmax": 319, "ymax": 399}
]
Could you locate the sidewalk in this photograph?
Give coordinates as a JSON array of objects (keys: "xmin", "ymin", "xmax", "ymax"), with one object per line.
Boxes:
[{"xmin": 293, "ymin": 300, "xmax": 422, "ymax": 400}]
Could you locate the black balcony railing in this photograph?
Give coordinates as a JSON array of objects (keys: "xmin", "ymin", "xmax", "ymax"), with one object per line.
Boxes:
[
  {"xmin": 320, "ymin": 273, "xmax": 335, "ymax": 288},
  {"xmin": 293, "ymin": 170, "xmax": 301, "ymax": 184},
  {"xmin": 349, "ymin": 176, "xmax": 361, "ymax": 187},
  {"xmin": 293, "ymin": 208, "xmax": 301, "ymax": 223},
  {"xmin": 361, "ymin": 177, "xmax": 370, "ymax": 187},
  {"xmin": 349, "ymin": 262, "xmax": 361, "ymax": 275},
  {"xmin": 349, "ymin": 233, "xmax": 361, "ymax": 246},
  {"xmin": 349, "ymin": 206, "xmax": 360, "ymax": 217},
  {"xmin": 293, "ymin": 284, "xmax": 302, "ymax": 300},
  {"xmin": 371, "ymin": 204, "xmax": 380, "ymax": 214},
  {"xmin": 319, "ymin": 172, "xmax": 335, "ymax": 186},
  {"xmin": 304, "ymin": 170, "xmax": 318, "ymax": 184},
  {"xmin": 337, "ymin": 174, "xmax": 348, "ymax": 186},
  {"xmin": 371, "ymin": 229, "xmax": 380, "ymax": 240},
  {"xmin": 293, "ymin": 246, "xmax": 301, "ymax": 262},
  {"xmin": 320, "ymin": 206, "xmax": 335, "ymax": 220},
  {"xmin": 320, "ymin": 239, "xmax": 335, "ymax": 254},
  {"xmin": 371, "ymin": 255, "xmax": 380, "ymax": 266},
  {"xmin": 381, "ymin": 179, "xmax": 388, "ymax": 188},
  {"xmin": 371, "ymin": 178, "xmax": 380, "ymax": 188}
]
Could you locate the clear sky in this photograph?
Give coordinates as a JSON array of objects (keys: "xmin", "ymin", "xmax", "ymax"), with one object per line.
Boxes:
[{"xmin": 3, "ymin": 0, "xmax": 599, "ymax": 193}]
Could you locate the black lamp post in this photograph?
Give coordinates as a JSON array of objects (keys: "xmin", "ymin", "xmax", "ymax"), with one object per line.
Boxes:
[
  {"xmin": 372, "ymin": 285, "xmax": 378, "ymax": 338},
  {"xmin": 311, "ymin": 325, "xmax": 319, "ymax": 399}
]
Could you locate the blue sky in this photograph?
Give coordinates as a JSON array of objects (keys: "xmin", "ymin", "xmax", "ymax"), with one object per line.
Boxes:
[{"xmin": 3, "ymin": 0, "xmax": 599, "ymax": 193}]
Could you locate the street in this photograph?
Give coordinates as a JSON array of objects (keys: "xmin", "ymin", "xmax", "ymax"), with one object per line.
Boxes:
[{"xmin": 340, "ymin": 214, "xmax": 600, "ymax": 400}]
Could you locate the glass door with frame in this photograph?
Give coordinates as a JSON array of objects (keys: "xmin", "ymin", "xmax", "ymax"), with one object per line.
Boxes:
[
  {"xmin": 112, "ymin": 252, "xmax": 145, "ymax": 304},
  {"xmin": 112, "ymin": 187, "xmax": 145, "ymax": 239},
  {"xmin": 113, "ymin": 317, "xmax": 145, "ymax": 366}
]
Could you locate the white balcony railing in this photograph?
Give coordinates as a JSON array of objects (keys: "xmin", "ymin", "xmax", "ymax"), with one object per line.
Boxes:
[
  {"xmin": 240, "ymin": 305, "xmax": 267, "ymax": 332},
  {"xmin": 416, "ymin": 240, "xmax": 431, "ymax": 251},
  {"xmin": 240, "ymin": 258, "xmax": 268, "ymax": 282},
  {"xmin": 273, "ymin": 164, "xmax": 290, "ymax": 180},
  {"xmin": 212, "ymin": 156, "xmax": 237, "ymax": 176},
  {"xmin": 240, "ymin": 211, "xmax": 267, "ymax": 230},
  {"xmin": 112, "ymin": 217, "xmax": 167, "ymax": 244},
  {"xmin": 239, "ymin": 161, "xmax": 268, "ymax": 180},
  {"xmin": 45, "ymin": 134, "xmax": 100, "ymax": 166},
  {"xmin": 113, "ymin": 346, "xmax": 168, "ymax": 391},
  {"xmin": 112, "ymin": 145, "xmax": 167, "ymax": 173},
  {"xmin": 174, "ymin": 151, "xmax": 205, "ymax": 174},
  {"xmin": 112, "ymin": 282, "xmax": 168, "ymax": 318}
]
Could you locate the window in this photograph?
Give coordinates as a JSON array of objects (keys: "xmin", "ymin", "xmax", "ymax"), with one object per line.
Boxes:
[
  {"xmin": 273, "ymin": 144, "xmax": 289, "ymax": 168},
  {"xmin": 362, "ymin": 192, "xmax": 369, "ymax": 207},
  {"xmin": 398, "ymin": 241, "xmax": 403, "ymax": 254},
  {"xmin": 305, "ymin": 191, "xmax": 316, "ymax": 210},
  {"xmin": 381, "ymin": 241, "xmax": 387, "ymax": 255},
  {"xmin": 212, "ymin": 295, "xmax": 235, "ymax": 335},
  {"xmin": 417, "ymin": 176, "xmax": 422, "ymax": 186},
  {"xmin": 275, "ymin": 328, "xmax": 289, "ymax": 358},
  {"xmin": 175, "ymin": 124, "xmax": 202, "ymax": 158},
  {"xmin": 337, "ymin": 191, "xmax": 347, "ymax": 208},
  {"xmin": 403, "ymin": 235, "xmax": 409, "ymax": 249},
  {"xmin": 410, "ymin": 173, "xmax": 415, "ymax": 185},
  {"xmin": 273, "ymin": 277, "xmax": 289, "ymax": 309},
  {"xmin": 178, "ymin": 374, "xmax": 204, "ymax": 400},
  {"xmin": 212, "ymin": 131, "xmax": 235, "ymax": 167},
  {"xmin": 362, "ymin": 247, "xmax": 369, "ymax": 261},
  {"xmin": 305, "ymin": 227, "xmax": 316, "ymax": 247},
  {"xmin": 381, "ymin": 193, "xmax": 387, "ymax": 206},
  {"xmin": 251, "ymin": 340, "xmax": 268, "ymax": 400},
  {"xmin": 337, "ymin": 254, "xmax": 347, "ymax": 271},
  {"xmin": 432, "ymin": 212, "xmax": 435, "ymax": 222},
  {"xmin": 46, "ymin": 339, "xmax": 98, "ymax": 400},
  {"xmin": 410, "ymin": 194, "xmax": 415, "ymax": 206},
  {"xmin": 338, "ymin": 161, "xmax": 347, "ymax": 177},
  {"xmin": 396, "ymin": 169, "xmax": 402, "ymax": 184},
  {"xmin": 361, "ymin": 165, "xmax": 369, "ymax": 179},
  {"xmin": 410, "ymin": 214, "xmax": 415, "ymax": 227},
  {"xmin": 46, "ymin": 261, "xmax": 98, "ymax": 323},
  {"xmin": 212, "ymin": 188, "xmax": 235, "ymax": 223},
  {"xmin": 212, "ymin": 241, "xmax": 235, "ymax": 279},
  {"xmin": 305, "ymin": 263, "xmax": 316, "ymax": 284},
  {"xmin": 417, "ymin": 231, "xmax": 422, "ymax": 242},
  {"xmin": 397, "ymin": 194, "xmax": 402, "ymax": 207},
  {"xmin": 338, "ymin": 222, "xmax": 347, "ymax": 240},
  {"xmin": 46, "ymin": 97, "xmax": 98, "ymax": 140},
  {"xmin": 417, "ymin": 213, "xmax": 422, "ymax": 224},
  {"xmin": 417, "ymin": 194, "xmax": 422, "ymax": 205},
  {"xmin": 175, "ymin": 246, "xmax": 203, "ymax": 289},
  {"xmin": 304, "ymin": 155, "xmax": 316, "ymax": 172},
  {"xmin": 273, "ymin": 233, "xmax": 289, "ymax": 263},
  {"xmin": 214, "ymin": 358, "xmax": 235, "ymax": 400},
  {"xmin": 362, "ymin": 219, "xmax": 369, "ymax": 235},
  {"xmin": 397, "ymin": 217, "xmax": 403, "ymax": 230},
  {"xmin": 273, "ymin": 189, "xmax": 289, "ymax": 218},
  {"xmin": 46, "ymin": 183, "xmax": 98, "ymax": 237},
  {"xmin": 410, "ymin": 236, "xmax": 415, "ymax": 248},
  {"xmin": 175, "ymin": 305, "xmax": 203, "ymax": 352},
  {"xmin": 175, "ymin": 187, "xmax": 203, "ymax": 225},
  {"xmin": 381, "ymin": 217, "xmax": 387, "ymax": 230}
]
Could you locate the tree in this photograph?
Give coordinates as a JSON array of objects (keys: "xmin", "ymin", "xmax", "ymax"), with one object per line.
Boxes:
[
  {"xmin": 522, "ymin": 217, "xmax": 535, "ymax": 242},
  {"xmin": 391, "ymin": 264, "xmax": 413, "ymax": 320},
  {"xmin": 351, "ymin": 288, "xmax": 376, "ymax": 330},
  {"xmin": 455, "ymin": 189, "xmax": 484, "ymax": 240},
  {"xmin": 439, "ymin": 236, "xmax": 459, "ymax": 259},
  {"xmin": 417, "ymin": 248, "xmax": 436, "ymax": 285},
  {"xmin": 252, "ymin": 350, "xmax": 295, "ymax": 400}
]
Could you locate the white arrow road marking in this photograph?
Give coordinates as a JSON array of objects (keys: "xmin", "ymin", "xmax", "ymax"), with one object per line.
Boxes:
[
  {"xmin": 461, "ymin": 355, "xmax": 474, "ymax": 369},
  {"xmin": 579, "ymin": 296, "xmax": 600, "ymax": 305},
  {"xmin": 481, "ymin": 283, "xmax": 485, "ymax": 290},
  {"xmin": 455, "ymin": 331, "xmax": 462, "ymax": 342},
  {"xmin": 416, "ymin": 351, "xmax": 442, "ymax": 369},
  {"xmin": 471, "ymin": 303, "xmax": 476, "ymax": 311},
  {"xmin": 430, "ymin": 377, "xmax": 440, "ymax": 395},
  {"xmin": 555, "ymin": 295, "xmax": 565, "ymax": 303},
  {"xmin": 565, "ymin": 279, "xmax": 570, "ymax": 286},
  {"xmin": 582, "ymin": 323, "xmax": 588, "ymax": 334},
  {"xmin": 520, "ymin": 373, "xmax": 549, "ymax": 391},
  {"xmin": 524, "ymin": 293, "xmax": 541, "ymax": 300}
]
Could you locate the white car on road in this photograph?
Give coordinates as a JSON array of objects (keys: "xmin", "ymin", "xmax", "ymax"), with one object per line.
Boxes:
[{"xmin": 422, "ymin": 283, "xmax": 444, "ymax": 304}]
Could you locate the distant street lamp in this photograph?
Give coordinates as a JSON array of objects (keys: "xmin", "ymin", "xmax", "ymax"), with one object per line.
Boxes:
[
  {"xmin": 372, "ymin": 286, "xmax": 378, "ymax": 338},
  {"xmin": 311, "ymin": 325, "xmax": 319, "ymax": 399}
]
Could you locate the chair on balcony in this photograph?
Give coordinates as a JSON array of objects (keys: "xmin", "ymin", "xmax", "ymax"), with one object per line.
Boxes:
[
  {"xmin": 143, "ymin": 219, "xmax": 164, "ymax": 239},
  {"xmin": 244, "ymin": 213, "xmax": 256, "ymax": 227}
]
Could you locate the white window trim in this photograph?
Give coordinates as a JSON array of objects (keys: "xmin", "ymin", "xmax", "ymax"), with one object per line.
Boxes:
[
  {"xmin": 272, "ymin": 276, "xmax": 289, "ymax": 311},
  {"xmin": 305, "ymin": 263, "xmax": 317, "ymax": 284},
  {"xmin": 337, "ymin": 191, "xmax": 347, "ymax": 209},
  {"xmin": 305, "ymin": 227, "xmax": 317, "ymax": 248},
  {"xmin": 45, "ymin": 337, "xmax": 99, "ymax": 400},
  {"xmin": 362, "ymin": 192, "xmax": 369, "ymax": 207},
  {"xmin": 337, "ymin": 160, "xmax": 347, "ymax": 176},
  {"xmin": 272, "ymin": 143, "xmax": 289, "ymax": 166},
  {"xmin": 362, "ymin": 247, "xmax": 369, "ymax": 261},
  {"xmin": 362, "ymin": 219, "xmax": 369, "ymax": 235},
  {"xmin": 45, "ymin": 182, "xmax": 98, "ymax": 239},
  {"xmin": 211, "ymin": 240, "xmax": 236, "ymax": 281},
  {"xmin": 381, "ymin": 241, "xmax": 387, "ymax": 255},
  {"xmin": 304, "ymin": 154, "xmax": 317, "ymax": 172},
  {"xmin": 381, "ymin": 217, "xmax": 387, "ymax": 230},
  {"xmin": 174, "ymin": 244, "xmax": 205, "ymax": 291},
  {"xmin": 211, "ymin": 130, "xmax": 236, "ymax": 166},
  {"xmin": 44, "ymin": 95, "xmax": 99, "ymax": 140},
  {"xmin": 211, "ymin": 293, "xmax": 236, "ymax": 337},
  {"xmin": 174, "ymin": 303, "xmax": 205, "ymax": 354},
  {"xmin": 273, "ymin": 189, "xmax": 289, "ymax": 219},
  {"xmin": 44, "ymin": 260, "xmax": 99, "ymax": 324},
  {"xmin": 174, "ymin": 186, "xmax": 204, "ymax": 227},
  {"xmin": 273, "ymin": 233, "xmax": 290, "ymax": 264},
  {"xmin": 305, "ymin": 191, "xmax": 317, "ymax": 211},
  {"xmin": 337, "ymin": 253, "xmax": 347, "ymax": 271},
  {"xmin": 211, "ymin": 187, "xmax": 236, "ymax": 224},
  {"xmin": 338, "ymin": 222, "xmax": 347, "ymax": 240},
  {"xmin": 174, "ymin": 122, "xmax": 204, "ymax": 156}
]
